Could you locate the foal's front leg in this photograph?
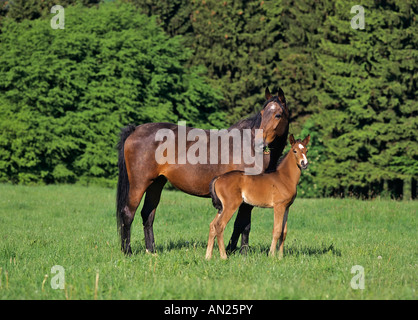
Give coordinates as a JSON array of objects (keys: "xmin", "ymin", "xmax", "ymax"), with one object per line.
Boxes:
[
  {"xmin": 277, "ymin": 208, "xmax": 289, "ymax": 259},
  {"xmin": 269, "ymin": 205, "xmax": 286, "ymax": 257}
]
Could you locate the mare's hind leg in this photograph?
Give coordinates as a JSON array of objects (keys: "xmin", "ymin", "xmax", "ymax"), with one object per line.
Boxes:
[
  {"xmin": 226, "ymin": 203, "xmax": 253, "ymax": 254},
  {"xmin": 141, "ymin": 176, "xmax": 167, "ymax": 253},
  {"xmin": 121, "ymin": 183, "xmax": 149, "ymax": 255}
]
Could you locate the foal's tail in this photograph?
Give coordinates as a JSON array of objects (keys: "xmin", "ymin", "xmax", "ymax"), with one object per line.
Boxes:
[
  {"xmin": 116, "ymin": 124, "xmax": 136, "ymax": 234},
  {"xmin": 209, "ymin": 176, "xmax": 223, "ymax": 214}
]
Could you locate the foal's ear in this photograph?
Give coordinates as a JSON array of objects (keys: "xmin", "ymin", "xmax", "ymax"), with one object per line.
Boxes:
[
  {"xmin": 277, "ymin": 87, "xmax": 286, "ymax": 106},
  {"xmin": 265, "ymin": 87, "xmax": 272, "ymax": 101},
  {"xmin": 302, "ymin": 135, "xmax": 311, "ymax": 146},
  {"xmin": 289, "ymin": 134, "xmax": 296, "ymax": 145}
]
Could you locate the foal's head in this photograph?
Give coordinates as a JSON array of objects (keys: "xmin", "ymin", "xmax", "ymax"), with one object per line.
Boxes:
[
  {"xmin": 289, "ymin": 134, "xmax": 310, "ymax": 170},
  {"xmin": 258, "ymin": 87, "xmax": 289, "ymax": 145}
]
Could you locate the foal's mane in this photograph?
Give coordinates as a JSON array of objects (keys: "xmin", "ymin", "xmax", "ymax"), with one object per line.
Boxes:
[{"xmin": 272, "ymin": 138, "xmax": 302, "ymax": 171}]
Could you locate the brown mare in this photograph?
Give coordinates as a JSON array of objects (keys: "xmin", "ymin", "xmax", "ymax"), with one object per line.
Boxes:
[
  {"xmin": 206, "ymin": 134, "xmax": 310, "ymax": 260},
  {"xmin": 116, "ymin": 88, "xmax": 289, "ymax": 255}
]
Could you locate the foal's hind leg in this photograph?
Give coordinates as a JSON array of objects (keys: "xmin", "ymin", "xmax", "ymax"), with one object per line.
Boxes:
[
  {"xmin": 215, "ymin": 206, "xmax": 240, "ymax": 259},
  {"xmin": 206, "ymin": 214, "xmax": 219, "ymax": 260},
  {"xmin": 206, "ymin": 204, "xmax": 241, "ymax": 260},
  {"xmin": 141, "ymin": 176, "xmax": 167, "ymax": 253}
]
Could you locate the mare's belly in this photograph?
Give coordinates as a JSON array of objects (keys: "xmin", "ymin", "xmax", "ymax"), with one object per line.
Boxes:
[{"xmin": 162, "ymin": 164, "xmax": 232, "ymax": 197}]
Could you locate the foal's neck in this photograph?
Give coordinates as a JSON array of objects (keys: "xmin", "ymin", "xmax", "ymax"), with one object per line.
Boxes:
[{"xmin": 276, "ymin": 152, "xmax": 301, "ymax": 187}]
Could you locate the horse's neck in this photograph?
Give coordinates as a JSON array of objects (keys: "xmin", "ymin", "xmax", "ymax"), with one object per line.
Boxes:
[
  {"xmin": 227, "ymin": 117, "xmax": 260, "ymax": 153},
  {"xmin": 228, "ymin": 114, "xmax": 261, "ymax": 132},
  {"xmin": 276, "ymin": 153, "xmax": 301, "ymax": 187}
]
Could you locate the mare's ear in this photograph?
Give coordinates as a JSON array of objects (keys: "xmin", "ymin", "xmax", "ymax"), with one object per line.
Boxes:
[
  {"xmin": 302, "ymin": 135, "xmax": 310, "ymax": 146},
  {"xmin": 289, "ymin": 134, "xmax": 295, "ymax": 145},
  {"xmin": 277, "ymin": 87, "xmax": 287, "ymax": 106},
  {"xmin": 265, "ymin": 87, "xmax": 272, "ymax": 101}
]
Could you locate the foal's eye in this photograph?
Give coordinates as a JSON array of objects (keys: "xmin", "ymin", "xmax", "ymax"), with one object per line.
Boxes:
[
  {"xmin": 275, "ymin": 114, "xmax": 281, "ymax": 119},
  {"xmin": 293, "ymin": 150, "xmax": 297, "ymax": 153}
]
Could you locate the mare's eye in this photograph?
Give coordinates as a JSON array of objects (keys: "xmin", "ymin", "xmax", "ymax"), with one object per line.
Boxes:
[
  {"xmin": 293, "ymin": 150, "xmax": 297, "ymax": 153},
  {"xmin": 275, "ymin": 114, "xmax": 281, "ymax": 119}
]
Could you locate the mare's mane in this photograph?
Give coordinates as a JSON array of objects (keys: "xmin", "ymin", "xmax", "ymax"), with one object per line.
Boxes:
[{"xmin": 228, "ymin": 96, "xmax": 284, "ymax": 131}]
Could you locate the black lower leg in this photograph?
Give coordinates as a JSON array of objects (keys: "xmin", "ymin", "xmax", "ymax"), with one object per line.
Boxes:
[
  {"xmin": 240, "ymin": 222, "xmax": 251, "ymax": 254},
  {"xmin": 141, "ymin": 176, "xmax": 166, "ymax": 253},
  {"xmin": 226, "ymin": 229, "xmax": 241, "ymax": 254},
  {"xmin": 226, "ymin": 203, "xmax": 253, "ymax": 254},
  {"xmin": 143, "ymin": 210, "xmax": 156, "ymax": 253},
  {"xmin": 121, "ymin": 207, "xmax": 133, "ymax": 255}
]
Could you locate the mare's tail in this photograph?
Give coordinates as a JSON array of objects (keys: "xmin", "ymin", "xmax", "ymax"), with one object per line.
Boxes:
[
  {"xmin": 116, "ymin": 124, "xmax": 136, "ymax": 236},
  {"xmin": 209, "ymin": 176, "xmax": 223, "ymax": 214}
]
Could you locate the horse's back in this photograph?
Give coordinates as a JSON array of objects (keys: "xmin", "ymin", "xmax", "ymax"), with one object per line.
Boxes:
[{"xmin": 123, "ymin": 122, "xmax": 230, "ymax": 197}]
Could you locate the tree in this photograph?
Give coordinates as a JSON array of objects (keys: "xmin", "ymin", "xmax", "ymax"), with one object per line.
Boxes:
[
  {"xmin": 132, "ymin": 0, "xmax": 288, "ymax": 123},
  {"xmin": 123, "ymin": 0, "xmax": 193, "ymax": 39},
  {"xmin": 314, "ymin": 0, "xmax": 417, "ymax": 198},
  {"xmin": 0, "ymin": 2, "xmax": 222, "ymax": 185}
]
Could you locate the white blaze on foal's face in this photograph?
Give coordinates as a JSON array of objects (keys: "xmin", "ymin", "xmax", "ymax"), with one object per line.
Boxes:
[
  {"xmin": 289, "ymin": 134, "xmax": 310, "ymax": 170},
  {"xmin": 298, "ymin": 143, "xmax": 308, "ymax": 167},
  {"xmin": 298, "ymin": 144, "xmax": 308, "ymax": 166}
]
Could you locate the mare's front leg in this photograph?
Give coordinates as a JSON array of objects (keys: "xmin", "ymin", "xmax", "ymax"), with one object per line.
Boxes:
[
  {"xmin": 226, "ymin": 203, "xmax": 253, "ymax": 254},
  {"xmin": 269, "ymin": 205, "xmax": 286, "ymax": 257}
]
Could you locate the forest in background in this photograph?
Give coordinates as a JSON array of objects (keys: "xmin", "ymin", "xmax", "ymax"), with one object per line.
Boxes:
[{"xmin": 0, "ymin": 0, "xmax": 416, "ymax": 199}]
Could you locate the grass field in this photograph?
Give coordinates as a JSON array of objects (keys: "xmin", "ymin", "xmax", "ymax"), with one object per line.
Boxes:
[{"xmin": 0, "ymin": 184, "xmax": 416, "ymax": 299}]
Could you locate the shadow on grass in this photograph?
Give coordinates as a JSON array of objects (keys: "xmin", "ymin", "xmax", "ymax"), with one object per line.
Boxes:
[
  {"xmin": 132, "ymin": 239, "xmax": 341, "ymax": 257},
  {"xmin": 285, "ymin": 243, "xmax": 341, "ymax": 257},
  {"xmin": 228, "ymin": 242, "xmax": 341, "ymax": 257},
  {"xmin": 132, "ymin": 239, "xmax": 207, "ymax": 254}
]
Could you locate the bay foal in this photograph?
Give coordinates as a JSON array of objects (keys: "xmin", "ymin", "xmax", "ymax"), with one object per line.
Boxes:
[{"xmin": 206, "ymin": 134, "xmax": 310, "ymax": 259}]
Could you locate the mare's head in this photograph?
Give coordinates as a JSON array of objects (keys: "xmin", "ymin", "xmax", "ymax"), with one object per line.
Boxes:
[
  {"xmin": 289, "ymin": 134, "xmax": 310, "ymax": 170},
  {"xmin": 258, "ymin": 87, "xmax": 289, "ymax": 145}
]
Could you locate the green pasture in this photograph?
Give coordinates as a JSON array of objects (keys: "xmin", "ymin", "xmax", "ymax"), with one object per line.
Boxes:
[{"xmin": 0, "ymin": 184, "xmax": 416, "ymax": 299}]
